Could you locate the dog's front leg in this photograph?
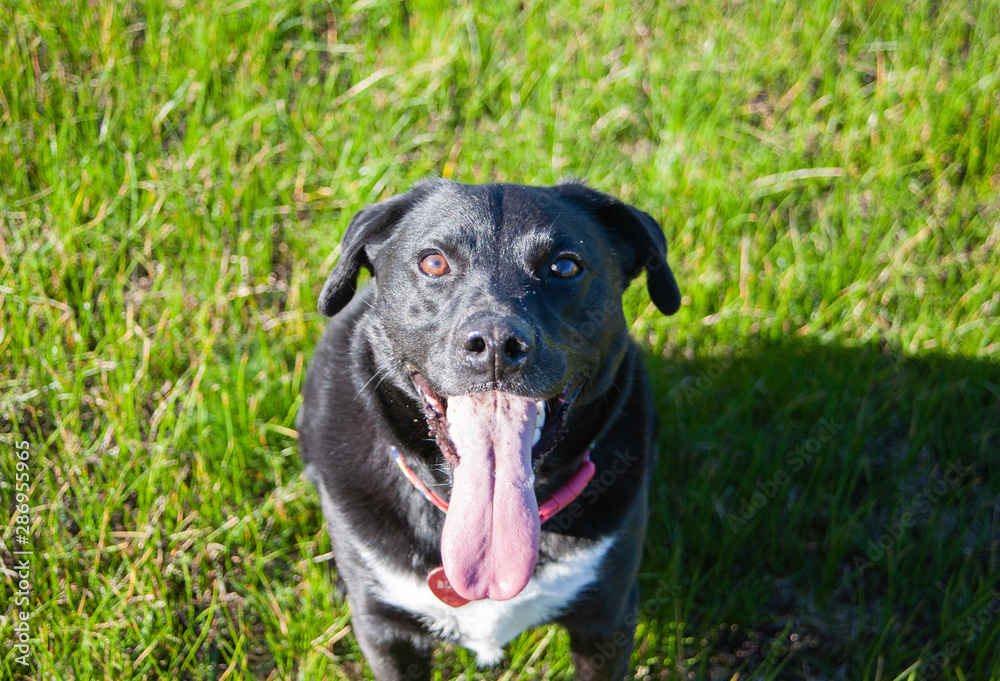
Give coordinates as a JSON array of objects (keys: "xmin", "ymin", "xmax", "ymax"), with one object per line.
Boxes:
[
  {"xmin": 562, "ymin": 582, "xmax": 639, "ymax": 681},
  {"xmin": 348, "ymin": 605, "xmax": 432, "ymax": 681}
]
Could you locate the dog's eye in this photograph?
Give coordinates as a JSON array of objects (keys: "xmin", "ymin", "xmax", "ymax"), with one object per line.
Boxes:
[
  {"xmin": 550, "ymin": 257, "xmax": 582, "ymax": 279},
  {"xmin": 419, "ymin": 252, "xmax": 451, "ymax": 277}
]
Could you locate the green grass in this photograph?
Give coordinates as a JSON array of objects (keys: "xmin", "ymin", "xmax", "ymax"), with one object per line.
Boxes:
[{"xmin": 1, "ymin": 0, "xmax": 999, "ymax": 678}]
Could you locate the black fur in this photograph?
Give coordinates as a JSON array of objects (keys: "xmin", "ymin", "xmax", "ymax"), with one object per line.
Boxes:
[{"xmin": 298, "ymin": 180, "xmax": 680, "ymax": 681}]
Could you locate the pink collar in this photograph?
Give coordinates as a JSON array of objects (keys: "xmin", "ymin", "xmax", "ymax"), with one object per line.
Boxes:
[{"xmin": 391, "ymin": 445, "xmax": 596, "ymax": 522}]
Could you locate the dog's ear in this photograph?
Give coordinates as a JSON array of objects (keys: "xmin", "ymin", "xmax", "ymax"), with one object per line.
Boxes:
[
  {"xmin": 553, "ymin": 181, "xmax": 681, "ymax": 315},
  {"xmin": 318, "ymin": 182, "xmax": 438, "ymax": 317}
]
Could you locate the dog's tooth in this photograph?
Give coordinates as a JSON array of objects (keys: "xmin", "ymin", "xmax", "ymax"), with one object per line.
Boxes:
[
  {"xmin": 535, "ymin": 401, "xmax": 546, "ymax": 429},
  {"xmin": 532, "ymin": 426, "xmax": 542, "ymax": 447}
]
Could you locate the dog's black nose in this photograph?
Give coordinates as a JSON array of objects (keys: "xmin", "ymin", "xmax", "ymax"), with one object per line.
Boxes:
[{"xmin": 461, "ymin": 317, "xmax": 535, "ymax": 378}]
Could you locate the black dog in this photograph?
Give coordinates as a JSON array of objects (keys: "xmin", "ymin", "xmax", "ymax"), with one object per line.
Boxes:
[{"xmin": 297, "ymin": 179, "xmax": 680, "ymax": 680}]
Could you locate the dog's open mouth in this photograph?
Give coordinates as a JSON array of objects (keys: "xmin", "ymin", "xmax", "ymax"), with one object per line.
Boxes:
[
  {"xmin": 410, "ymin": 372, "xmax": 581, "ymax": 468},
  {"xmin": 408, "ymin": 373, "xmax": 584, "ymax": 602}
]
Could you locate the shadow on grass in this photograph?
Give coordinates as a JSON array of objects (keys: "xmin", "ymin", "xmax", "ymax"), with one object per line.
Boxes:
[{"xmin": 638, "ymin": 338, "xmax": 1000, "ymax": 679}]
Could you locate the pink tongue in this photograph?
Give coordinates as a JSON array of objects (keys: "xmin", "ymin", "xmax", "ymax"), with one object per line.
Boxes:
[{"xmin": 441, "ymin": 392, "xmax": 539, "ymax": 601}]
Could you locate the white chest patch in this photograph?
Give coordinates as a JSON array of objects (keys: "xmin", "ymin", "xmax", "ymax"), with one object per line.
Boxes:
[
  {"xmin": 360, "ymin": 536, "xmax": 615, "ymax": 666},
  {"xmin": 307, "ymin": 466, "xmax": 615, "ymax": 666}
]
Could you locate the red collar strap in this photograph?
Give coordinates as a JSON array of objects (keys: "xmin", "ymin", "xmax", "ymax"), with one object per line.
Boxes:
[{"xmin": 391, "ymin": 445, "xmax": 596, "ymax": 522}]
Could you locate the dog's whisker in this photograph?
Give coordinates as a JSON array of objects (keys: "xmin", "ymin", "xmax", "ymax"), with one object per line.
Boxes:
[
  {"xmin": 371, "ymin": 370, "xmax": 391, "ymax": 393},
  {"xmin": 354, "ymin": 367, "xmax": 389, "ymax": 401}
]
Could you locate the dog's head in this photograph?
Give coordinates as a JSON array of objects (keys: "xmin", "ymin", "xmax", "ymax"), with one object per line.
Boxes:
[{"xmin": 318, "ymin": 179, "xmax": 680, "ymax": 601}]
